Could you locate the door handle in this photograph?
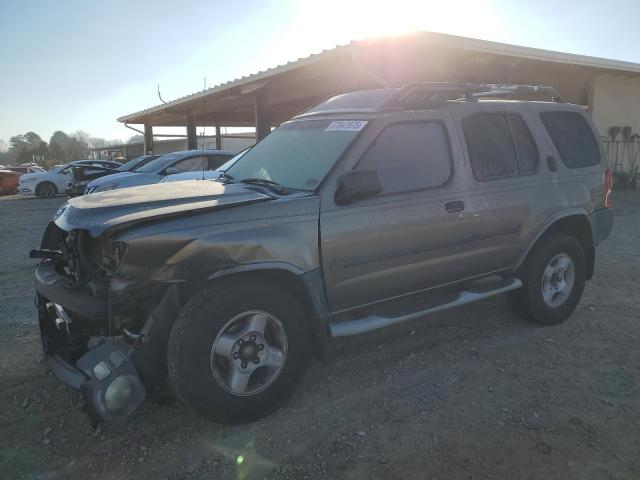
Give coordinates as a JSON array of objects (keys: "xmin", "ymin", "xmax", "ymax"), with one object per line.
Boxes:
[{"xmin": 445, "ymin": 200, "xmax": 465, "ymax": 213}]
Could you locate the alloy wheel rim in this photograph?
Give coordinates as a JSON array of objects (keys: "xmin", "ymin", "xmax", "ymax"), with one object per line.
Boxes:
[
  {"xmin": 210, "ymin": 310, "xmax": 288, "ymax": 396},
  {"xmin": 541, "ymin": 253, "xmax": 575, "ymax": 308}
]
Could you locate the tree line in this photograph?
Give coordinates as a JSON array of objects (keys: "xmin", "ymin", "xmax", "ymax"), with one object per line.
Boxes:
[{"xmin": 0, "ymin": 131, "xmax": 140, "ymax": 169}]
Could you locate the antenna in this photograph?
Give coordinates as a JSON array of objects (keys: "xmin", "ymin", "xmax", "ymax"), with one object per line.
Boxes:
[
  {"xmin": 202, "ymin": 76, "xmax": 206, "ymax": 180},
  {"xmin": 157, "ymin": 84, "xmax": 167, "ymax": 104}
]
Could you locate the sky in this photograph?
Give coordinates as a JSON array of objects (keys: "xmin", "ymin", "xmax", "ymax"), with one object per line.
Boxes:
[{"xmin": 1, "ymin": 0, "xmax": 639, "ymax": 147}]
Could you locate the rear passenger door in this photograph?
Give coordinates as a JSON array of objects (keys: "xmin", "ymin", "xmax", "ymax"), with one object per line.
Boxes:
[{"xmin": 456, "ymin": 110, "xmax": 545, "ymax": 270}]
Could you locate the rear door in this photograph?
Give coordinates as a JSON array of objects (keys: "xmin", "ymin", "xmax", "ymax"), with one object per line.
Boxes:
[{"xmin": 452, "ymin": 107, "xmax": 550, "ymax": 269}]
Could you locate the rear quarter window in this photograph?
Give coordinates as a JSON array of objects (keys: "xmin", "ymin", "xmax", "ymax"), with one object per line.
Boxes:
[{"xmin": 540, "ymin": 111, "xmax": 601, "ymax": 168}]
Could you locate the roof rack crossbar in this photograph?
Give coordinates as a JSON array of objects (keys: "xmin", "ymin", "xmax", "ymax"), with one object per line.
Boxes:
[{"xmin": 383, "ymin": 82, "xmax": 562, "ymax": 110}]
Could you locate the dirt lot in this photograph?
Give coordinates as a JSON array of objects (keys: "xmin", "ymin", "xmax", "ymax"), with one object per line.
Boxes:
[{"xmin": 1, "ymin": 192, "xmax": 639, "ymax": 480}]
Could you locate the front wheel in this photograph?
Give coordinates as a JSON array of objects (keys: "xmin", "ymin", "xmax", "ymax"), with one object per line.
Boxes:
[
  {"xmin": 167, "ymin": 278, "xmax": 311, "ymax": 423},
  {"xmin": 36, "ymin": 182, "xmax": 57, "ymax": 199},
  {"xmin": 507, "ymin": 234, "xmax": 586, "ymax": 325}
]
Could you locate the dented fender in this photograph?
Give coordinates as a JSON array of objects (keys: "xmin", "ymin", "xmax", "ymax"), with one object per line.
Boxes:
[{"xmin": 112, "ymin": 196, "xmax": 322, "ymax": 283}]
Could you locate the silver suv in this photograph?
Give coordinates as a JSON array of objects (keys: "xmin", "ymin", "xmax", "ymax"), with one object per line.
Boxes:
[{"xmin": 32, "ymin": 83, "xmax": 614, "ymax": 424}]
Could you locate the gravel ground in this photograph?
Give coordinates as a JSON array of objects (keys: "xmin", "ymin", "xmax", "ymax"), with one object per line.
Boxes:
[{"xmin": 1, "ymin": 192, "xmax": 639, "ymax": 480}]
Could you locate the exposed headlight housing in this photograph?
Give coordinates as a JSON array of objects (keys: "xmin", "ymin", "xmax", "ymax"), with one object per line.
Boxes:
[
  {"xmin": 93, "ymin": 183, "xmax": 119, "ymax": 192},
  {"xmin": 76, "ymin": 344, "xmax": 146, "ymax": 420}
]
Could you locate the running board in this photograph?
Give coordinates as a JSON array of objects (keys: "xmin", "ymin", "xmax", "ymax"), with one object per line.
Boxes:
[{"xmin": 329, "ymin": 277, "xmax": 522, "ymax": 337}]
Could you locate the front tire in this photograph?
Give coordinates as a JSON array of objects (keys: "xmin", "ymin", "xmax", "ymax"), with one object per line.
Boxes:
[
  {"xmin": 167, "ymin": 278, "xmax": 311, "ymax": 423},
  {"xmin": 508, "ymin": 234, "xmax": 586, "ymax": 325},
  {"xmin": 36, "ymin": 182, "xmax": 57, "ymax": 199}
]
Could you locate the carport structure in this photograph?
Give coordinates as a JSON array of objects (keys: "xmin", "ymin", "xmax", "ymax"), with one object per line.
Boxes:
[{"xmin": 118, "ymin": 31, "xmax": 640, "ymax": 165}]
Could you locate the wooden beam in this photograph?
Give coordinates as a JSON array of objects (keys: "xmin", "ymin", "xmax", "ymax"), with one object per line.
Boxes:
[
  {"xmin": 215, "ymin": 124, "xmax": 222, "ymax": 150},
  {"xmin": 255, "ymin": 91, "xmax": 271, "ymax": 140},
  {"xmin": 186, "ymin": 115, "xmax": 197, "ymax": 150},
  {"xmin": 143, "ymin": 124, "xmax": 153, "ymax": 154}
]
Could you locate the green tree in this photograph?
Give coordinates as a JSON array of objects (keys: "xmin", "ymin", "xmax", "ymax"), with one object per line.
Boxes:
[
  {"xmin": 9, "ymin": 132, "xmax": 48, "ymax": 165},
  {"xmin": 49, "ymin": 131, "xmax": 71, "ymax": 164}
]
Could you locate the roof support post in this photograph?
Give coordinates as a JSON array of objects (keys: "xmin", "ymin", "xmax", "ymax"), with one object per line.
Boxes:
[
  {"xmin": 254, "ymin": 91, "xmax": 270, "ymax": 140},
  {"xmin": 143, "ymin": 124, "xmax": 153, "ymax": 154},
  {"xmin": 215, "ymin": 124, "xmax": 222, "ymax": 150},
  {"xmin": 186, "ymin": 115, "xmax": 197, "ymax": 150}
]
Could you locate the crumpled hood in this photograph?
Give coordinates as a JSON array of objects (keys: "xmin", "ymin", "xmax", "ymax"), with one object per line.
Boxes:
[
  {"xmin": 86, "ymin": 171, "xmax": 156, "ymax": 189},
  {"xmin": 54, "ymin": 180, "xmax": 271, "ymax": 236}
]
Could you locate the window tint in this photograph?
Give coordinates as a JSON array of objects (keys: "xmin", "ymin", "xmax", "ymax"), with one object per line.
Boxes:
[
  {"xmin": 540, "ymin": 111, "xmax": 600, "ymax": 168},
  {"xmin": 356, "ymin": 122, "xmax": 451, "ymax": 194},
  {"xmin": 508, "ymin": 114, "xmax": 538, "ymax": 174},
  {"xmin": 207, "ymin": 155, "xmax": 233, "ymax": 170},
  {"xmin": 173, "ymin": 156, "xmax": 206, "ymax": 173},
  {"xmin": 463, "ymin": 114, "xmax": 516, "ymax": 180}
]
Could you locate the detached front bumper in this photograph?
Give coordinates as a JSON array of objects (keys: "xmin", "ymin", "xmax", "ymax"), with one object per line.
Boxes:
[{"xmin": 35, "ymin": 263, "xmax": 146, "ymax": 422}]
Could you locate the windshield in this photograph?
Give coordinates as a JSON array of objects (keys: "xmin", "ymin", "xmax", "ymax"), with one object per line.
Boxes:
[
  {"xmin": 136, "ymin": 153, "xmax": 182, "ymax": 173},
  {"xmin": 225, "ymin": 119, "xmax": 365, "ymax": 190}
]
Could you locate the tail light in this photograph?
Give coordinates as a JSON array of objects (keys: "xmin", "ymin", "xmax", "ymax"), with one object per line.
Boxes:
[{"xmin": 604, "ymin": 168, "xmax": 613, "ymax": 208}]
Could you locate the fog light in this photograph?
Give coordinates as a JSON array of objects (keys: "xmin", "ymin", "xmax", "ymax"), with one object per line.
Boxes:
[
  {"xmin": 93, "ymin": 361, "xmax": 111, "ymax": 380},
  {"xmin": 104, "ymin": 374, "xmax": 135, "ymax": 412}
]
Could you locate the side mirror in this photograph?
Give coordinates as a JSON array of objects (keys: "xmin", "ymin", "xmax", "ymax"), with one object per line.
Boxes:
[
  {"xmin": 335, "ymin": 170, "xmax": 382, "ymax": 205},
  {"xmin": 164, "ymin": 166, "xmax": 179, "ymax": 175}
]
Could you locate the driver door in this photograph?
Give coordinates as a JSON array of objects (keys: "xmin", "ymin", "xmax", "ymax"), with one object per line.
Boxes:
[{"xmin": 320, "ymin": 115, "xmax": 474, "ymax": 313}]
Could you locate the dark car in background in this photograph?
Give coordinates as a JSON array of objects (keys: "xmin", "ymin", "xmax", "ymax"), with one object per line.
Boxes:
[{"xmin": 66, "ymin": 166, "xmax": 119, "ymax": 197}]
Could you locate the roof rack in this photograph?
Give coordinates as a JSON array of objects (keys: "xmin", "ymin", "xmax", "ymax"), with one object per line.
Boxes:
[{"xmin": 383, "ymin": 82, "xmax": 562, "ymax": 110}]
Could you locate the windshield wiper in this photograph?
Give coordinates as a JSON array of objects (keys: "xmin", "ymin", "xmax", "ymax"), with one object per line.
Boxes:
[
  {"xmin": 218, "ymin": 171, "xmax": 234, "ymax": 182},
  {"xmin": 239, "ymin": 178, "xmax": 289, "ymax": 194}
]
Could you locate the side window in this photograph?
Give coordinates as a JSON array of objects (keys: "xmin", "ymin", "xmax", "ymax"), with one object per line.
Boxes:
[
  {"xmin": 207, "ymin": 155, "xmax": 233, "ymax": 170},
  {"xmin": 462, "ymin": 113, "xmax": 539, "ymax": 180},
  {"xmin": 356, "ymin": 122, "xmax": 452, "ymax": 194},
  {"xmin": 462, "ymin": 114, "xmax": 516, "ymax": 180},
  {"xmin": 540, "ymin": 111, "xmax": 601, "ymax": 168},
  {"xmin": 508, "ymin": 114, "xmax": 538, "ymax": 175},
  {"xmin": 172, "ymin": 156, "xmax": 206, "ymax": 173}
]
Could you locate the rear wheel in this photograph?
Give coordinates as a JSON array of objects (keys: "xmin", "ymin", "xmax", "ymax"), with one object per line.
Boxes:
[
  {"xmin": 36, "ymin": 182, "xmax": 57, "ymax": 199},
  {"xmin": 507, "ymin": 234, "xmax": 586, "ymax": 325},
  {"xmin": 167, "ymin": 278, "xmax": 311, "ymax": 423}
]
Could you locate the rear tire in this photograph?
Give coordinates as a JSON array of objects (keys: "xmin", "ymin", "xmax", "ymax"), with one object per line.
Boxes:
[
  {"xmin": 167, "ymin": 278, "xmax": 311, "ymax": 424},
  {"xmin": 507, "ymin": 234, "xmax": 586, "ymax": 325},
  {"xmin": 36, "ymin": 182, "xmax": 57, "ymax": 199}
]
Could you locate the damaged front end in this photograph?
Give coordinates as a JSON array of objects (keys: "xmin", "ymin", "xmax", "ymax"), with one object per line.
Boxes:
[{"xmin": 32, "ymin": 222, "xmax": 176, "ymax": 422}]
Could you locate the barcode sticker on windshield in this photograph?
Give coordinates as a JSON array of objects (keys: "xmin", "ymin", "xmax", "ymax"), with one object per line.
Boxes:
[{"xmin": 325, "ymin": 120, "xmax": 367, "ymax": 132}]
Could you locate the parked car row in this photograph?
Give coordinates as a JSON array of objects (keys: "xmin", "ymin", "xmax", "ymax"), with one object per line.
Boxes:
[
  {"xmin": 15, "ymin": 150, "xmax": 237, "ymax": 198},
  {"xmin": 83, "ymin": 150, "xmax": 235, "ymax": 194}
]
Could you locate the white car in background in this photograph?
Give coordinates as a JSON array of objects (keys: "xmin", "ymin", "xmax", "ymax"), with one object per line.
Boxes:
[{"xmin": 18, "ymin": 160, "xmax": 121, "ymax": 198}]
